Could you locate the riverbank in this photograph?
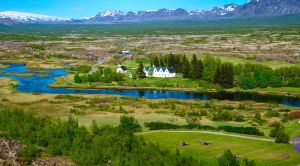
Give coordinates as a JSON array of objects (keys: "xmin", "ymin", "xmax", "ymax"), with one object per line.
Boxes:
[{"xmin": 50, "ymin": 75, "xmax": 300, "ymax": 98}]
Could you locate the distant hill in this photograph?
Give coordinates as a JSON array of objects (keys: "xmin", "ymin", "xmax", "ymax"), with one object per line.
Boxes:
[
  {"xmin": 0, "ymin": 0, "xmax": 300, "ymax": 24},
  {"xmin": 233, "ymin": 0, "xmax": 300, "ymax": 17}
]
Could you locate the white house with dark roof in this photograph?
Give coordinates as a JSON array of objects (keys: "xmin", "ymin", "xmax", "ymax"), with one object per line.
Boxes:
[
  {"xmin": 144, "ymin": 66, "xmax": 176, "ymax": 78},
  {"xmin": 117, "ymin": 64, "xmax": 132, "ymax": 77}
]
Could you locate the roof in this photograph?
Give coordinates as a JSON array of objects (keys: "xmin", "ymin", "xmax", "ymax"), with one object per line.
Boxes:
[
  {"xmin": 119, "ymin": 65, "xmax": 127, "ymax": 71},
  {"xmin": 144, "ymin": 66, "xmax": 176, "ymax": 73},
  {"xmin": 166, "ymin": 67, "xmax": 176, "ymax": 73}
]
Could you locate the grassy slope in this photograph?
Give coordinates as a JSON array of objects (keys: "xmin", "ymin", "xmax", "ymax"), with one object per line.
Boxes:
[{"xmin": 142, "ymin": 132, "xmax": 300, "ymax": 166}]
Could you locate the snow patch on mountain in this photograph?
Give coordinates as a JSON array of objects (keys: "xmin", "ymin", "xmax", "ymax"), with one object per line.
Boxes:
[{"xmin": 0, "ymin": 11, "xmax": 70, "ymax": 23}]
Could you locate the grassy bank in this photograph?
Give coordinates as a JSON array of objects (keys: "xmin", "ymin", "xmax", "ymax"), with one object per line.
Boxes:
[{"xmin": 142, "ymin": 131, "xmax": 300, "ymax": 166}]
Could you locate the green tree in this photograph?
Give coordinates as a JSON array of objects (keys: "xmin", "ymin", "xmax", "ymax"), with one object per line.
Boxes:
[
  {"xmin": 153, "ymin": 56, "xmax": 160, "ymax": 66},
  {"xmin": 221, "ymin": 63, "xmax": 234, "ymax": 88},
  {"xmin": 239, "ymin": 75, "xmax": 257, "ymax": 90},
  {"xmin": 136, "ymin": 63, "xmax": 146, "ymax": 79},
  {"xmin": 186, "ymin": 111, "xmax": 201, "ymax": 127},
  {"xmin": 74, "ymin": 73, "xmax": 82, "ymax": 83},
  {"xmin": 119, "ymin": 115, "xmax": 142, "ymax": 134},
  {"xmin": 203, "ymin": 55, "xmax": 221, "ymax": 82},
  {"xmin": 218, "ymin": 150, "xmax": 240, "ymax": 166},
  {"xmin": 182, "ymin": 56, "xmax": 190, "ymax": 78},
  {"xmin": 275, "ymin": 130, "xmax": 290, "ymax": 144},
  {"xmin": 243, "ymin": 158, "xmax": 255, "ymax": 166}
]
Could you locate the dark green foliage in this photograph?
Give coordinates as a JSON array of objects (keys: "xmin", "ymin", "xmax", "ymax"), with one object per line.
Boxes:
[
  {"xmin": 218, "ymin": 150, "xmax": 240, "ymax": 166},
  {"xmin": 137, "ymin": 63, "xmax": 146, "ymax": 79},
  {"xmin": 218, "ymin": 126, "xmax": 264, "ymax": 136},
  {"xmin": 212, "ymin": 110, "xmax": 233, "ymax": 121},
  {"xmin": 214, "ymin": 63, "xmax": 234, "ymax": 88},
  {"xmin": 19, "ymin": 144, "xmax": 42, "ymax": 165},
  {"xmin": 119, "ymin": 115, "xmax": 142, "ymax": 134},
  {"xmin": 0, "ymin": 107, "xmax": 200, "ymax": 166},
  {"xmin": 265, "ymin": 110, "xmax": 280, "ymax": 117},
  {"xmin": 239, "ymin": 75, "xmax": 257, "ymax": 90},
  {"xmin": 243, "ymin": 158, "xmax": 255, "ymax": 166},
  {"xmin": 234, "ymin": 115, "xmax": 245, "ymax": 122},
  {"xmin": 269, "ymin": 122, "xmax": 290, "ymax": 144},
  {"xmin": 275, "ymin": 131, "xmax": 290, "ymax": 144},
  {"xmin": 186, "ymin": 111, "xmax": 202, "ymax": 126},
  {"xmin": 70, "ymin": 65, "xmax": 92, "ymax": 73},
  {"xmin": 28, "ymin": 44, "xmax": 46, "ymax": 51},
  {"xmin": 144, "ymin": 122, "xmax": 264, "ymax": 136},
  {"xmin": 144, "ymin": 122, "xmax": 181, "ymax": 130},
  {"xmin": 75, "ymin": 67, "xmax": 124, "ymax": 83},
  {"xmin": 203, "ymin": 55, "xmax": 221, "ymax": 82},
  {"xmin": 74, "ymin": 73, "xmax": 82, "ymax": 83},
  {"xmin": 182, "ymin": 56, "xmax": 190, "ymax": 78},
  {"xmin": 287, "ymin": 78, "xmax": 300, "ymax": 87}
]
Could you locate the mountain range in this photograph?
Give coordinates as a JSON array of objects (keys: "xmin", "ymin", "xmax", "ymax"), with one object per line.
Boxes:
[{"xmin": 0, "ymin": 0, "xmax": 300, "ymax": 24}]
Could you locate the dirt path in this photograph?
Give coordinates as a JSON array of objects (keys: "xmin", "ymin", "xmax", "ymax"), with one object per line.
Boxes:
[{"xmin": 137, "ymin": 130, "xmax": 285, "ymax": 143}]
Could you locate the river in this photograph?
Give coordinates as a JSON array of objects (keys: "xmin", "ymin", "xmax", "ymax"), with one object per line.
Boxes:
[{"xmin": 0, "ymin": 63, "xmax": 300, "ymax": 107}]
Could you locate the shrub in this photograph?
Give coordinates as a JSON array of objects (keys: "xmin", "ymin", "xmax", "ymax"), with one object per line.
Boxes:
[
  {"xmin": 19, "ymin": 144, "xmax": 42, "ymax": 165},
  {"xmin": 218, "ymin": 150, "xmax": 240, "ymax": 166},
  {"xmin": 275, "ymin": 131, "xmax": 290, "ymax": 144},
  {"xmin": 218, "ymin": 126, "xmax": 264, "ymax": 136},
  {"xmin": 265, "ymin": 111, "xmax": 280, "ymax": 117},
  {"xmin": 278, "ymin": 109, "xmax": 291, "ymax": 113},
  {"xmin": 144, "ymin": 122, "xmax": 180, "ymax": 130},
  {"xmin": 234, "ymin": 115, "xmax": 245, "ymax": 122}
]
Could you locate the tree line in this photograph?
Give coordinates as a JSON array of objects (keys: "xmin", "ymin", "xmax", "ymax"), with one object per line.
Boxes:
[
  {"xmin": 74, "ymin": 67, "xmax": 124, "ymax": 83},
  {"xmin": 150, "ymin": 54, "xmax": 300, "ymax": 89},
  {"xmin": 0, "ymin": 107, "xmax": 200, "ymax": 166}
]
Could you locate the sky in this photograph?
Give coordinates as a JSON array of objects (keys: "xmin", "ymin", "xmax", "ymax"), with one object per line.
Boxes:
[{"xmin": 0, "ymin": 0, "xmax": 248, "ymax": 19}]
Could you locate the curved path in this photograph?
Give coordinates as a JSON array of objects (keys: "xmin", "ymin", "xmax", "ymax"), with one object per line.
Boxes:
[{"xmin": 137, "ymin": 130, "xmax": 295, "ymax": 143}]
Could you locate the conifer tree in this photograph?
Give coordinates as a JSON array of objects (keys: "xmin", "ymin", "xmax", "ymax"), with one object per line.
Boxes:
[
  {"xmin": 74, "ymin": 73, "xmax": 82, "ymax": 83},
  {"xmin": 215, "ymin": 63, "xmax": 234, "ymax": 88},
  {"xmin": 182, "ymin": 56, "xmax": 190, "ymax": 78},
  {"xmin": 153, "ymin": 56, "xmax": 160, "ymax": 66},
  {"xmin": 137, "ymin": 63, "xmax": 146, "ymax": 79}
]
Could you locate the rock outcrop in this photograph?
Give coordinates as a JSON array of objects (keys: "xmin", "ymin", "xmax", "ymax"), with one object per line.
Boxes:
[{"xmin": 0, "ymin": 138, "xmax": 24, "ymax": 166}]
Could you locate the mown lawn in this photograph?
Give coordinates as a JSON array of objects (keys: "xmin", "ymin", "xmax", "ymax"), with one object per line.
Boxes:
[{"xmin": 142, "ymin": 131, "xmax": 300, "ymax": 166}]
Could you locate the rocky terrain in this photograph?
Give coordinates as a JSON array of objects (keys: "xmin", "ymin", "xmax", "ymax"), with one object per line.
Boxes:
[
  {"xmin": 0, "ymin": 138, "xmax": 75, "ymax": 166},
  {"xmin": 0, "ymin": 138, "xmax": 24, "ymax": 166}
]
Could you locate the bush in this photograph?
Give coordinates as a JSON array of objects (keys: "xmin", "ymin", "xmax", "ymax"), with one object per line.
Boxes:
[
  {"xmin": 19, "ymin": 144, "xmax": 41, "ymax": 165},
  {"xmin": 234, "ymin": 115, "xmax": 245, "ymax": 122},
  {"xmin": 275, "ymin": 131, "xmax": 290, "ymax": 144},
  {"xmin": 218, "ymin": 126, "xmax": 264, "ymax": 136},
  {"xmin": 218, "ymin": 150, "xmax": 240, "ymax": 166},
  {"xmin": 265, "ymin": 111, "xmax": 280, "ymax": 117},
  {"xmin": 287, "ymin": 78, "xmax": 300, "ymax": 87},
  {"xmin": 278, "ymin": 109, "xmax": 291, "ymax": 113},
  {"xmin": 0, "ymin": 107, "xmax": 199, "ymax": 166},
  {"xmin": 144, "ymin": 122, "xmax": 180, "ymax": 130}
]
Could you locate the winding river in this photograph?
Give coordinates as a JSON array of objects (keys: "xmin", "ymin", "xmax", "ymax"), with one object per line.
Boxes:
[{"xmin": 0, "ymin": 63, "xmax": 300, "ymax": 107}]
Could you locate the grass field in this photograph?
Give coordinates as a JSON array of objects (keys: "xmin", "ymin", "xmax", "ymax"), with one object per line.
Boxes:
[{"xmin": 142, "ymin": 131, "xmax": 300, "ymax": 166}]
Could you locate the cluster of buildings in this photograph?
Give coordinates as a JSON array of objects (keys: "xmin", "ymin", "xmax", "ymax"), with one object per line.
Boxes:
[{"xmin": 117, "ymin": 64, "xmax": 176, "ymax": 78}]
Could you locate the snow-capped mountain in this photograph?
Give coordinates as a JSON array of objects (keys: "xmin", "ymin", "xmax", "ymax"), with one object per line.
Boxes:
[
  {"xmin": 0, "ymin": 11, "xmax": 70, "ymax": 23},
  {"xmin": 1, "ymin": 0, "xmax": 300, "ymax": 24},
  {"xmin": 87, "ymin": 6, "xmax": 236, "ymax": 22}
]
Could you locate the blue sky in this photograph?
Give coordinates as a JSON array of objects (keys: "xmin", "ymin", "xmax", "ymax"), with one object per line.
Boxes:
[{"xmin": 0, "ymin": 0, "xmax": 248, "ymax": 19}]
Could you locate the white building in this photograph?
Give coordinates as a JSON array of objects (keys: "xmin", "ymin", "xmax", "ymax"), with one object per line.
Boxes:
[
  {"xmin": 121, "ymin": 50, "xmax": 131, "ymax": 55},
  {"xmin": 117, "ymin": 64, "xmax": 132, "ymax": 77},
  {"xmin": 144, "ymin": 66, "xmax": 176, "ymax": 78}
]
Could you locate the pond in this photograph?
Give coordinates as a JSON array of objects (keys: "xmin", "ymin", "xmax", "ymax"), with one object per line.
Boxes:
[{"xmin": 0, "ymin": 63, "xmax": 300, "ymax": 108}]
